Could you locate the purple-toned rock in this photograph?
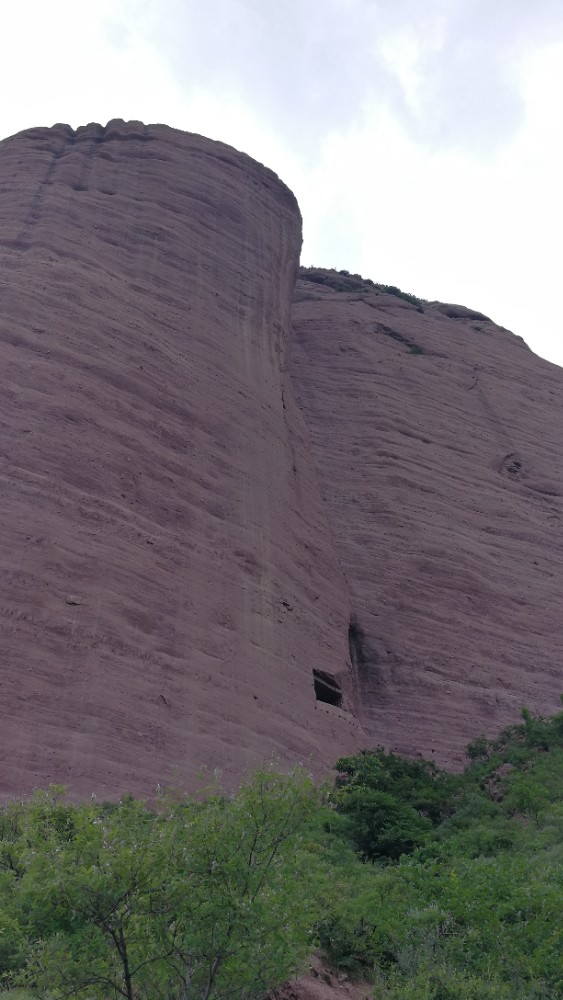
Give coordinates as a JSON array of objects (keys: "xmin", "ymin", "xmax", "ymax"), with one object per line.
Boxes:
[
  {"xmin": 290, "ymin": 268, "xmax": 563, "ymax": 766},
  {"xmin": 0, "ymin": 123, "xmax": 362, "ymax": 799},
  {"xmin": 1, "ymin": 123, "xmax": 562, "ymax": 798}
]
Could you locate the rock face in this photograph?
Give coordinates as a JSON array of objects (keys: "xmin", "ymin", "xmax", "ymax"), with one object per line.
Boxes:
[
  {"xmin": 0, "ymin": 121, "xmax": 362, "ymax": 799},
  {"xmin": 1, "ymin": 122, "xmax": 562, "ymax": 798},
  {"xmin": 290, "ymin": 269, "xmax": 563, "ymax": 766}
]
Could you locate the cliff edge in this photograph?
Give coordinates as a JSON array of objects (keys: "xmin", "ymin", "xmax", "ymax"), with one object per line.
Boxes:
[{"xmin": 291, "ymin": 268, "xmax": 563, "ymax": 766}]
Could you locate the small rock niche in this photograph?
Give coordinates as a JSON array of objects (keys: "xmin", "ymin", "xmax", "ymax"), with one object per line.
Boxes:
[{"xmin": 313, "ymin": 669, "xmax": 342, "ymax": 707}]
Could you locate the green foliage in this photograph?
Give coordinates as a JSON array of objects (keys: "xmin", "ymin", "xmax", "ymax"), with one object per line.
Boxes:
[
  {"xmin": 0, "ymin": 993, "xmax": 35, "ymax": 999},
  {"xmin": 466, "ymin": 734, "xmax": 491, "ymax": 761},
  {"xmin": 330, "ymin": 748, "xmax": 453, "ymax": 861},
  {"xmin": 375, "ymin": 283, "xmax": 421, "ymax": 306},
  {"xmin": 318, "ymin": 705, "xmax": 563, "ymax": 998},
  {"xmin": 1, "ymin": 705, "xmax": 562, "ymax": 1000},
  {"xmin": 299, "ymin": 267, "xmax": 423, "ymax": 305},
  {"xmin": 0, "ymin": 771, "xmax": 324, "ymax": 1000}
]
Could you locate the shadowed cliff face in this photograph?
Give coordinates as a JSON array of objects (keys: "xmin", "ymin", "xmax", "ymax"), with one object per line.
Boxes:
[
  {"xmin": 0, "ymin": 121, "xmax": 363, "ymax": 799},
  {"xmin": 290, "ymin": 269, "xmax": 563, "ymax": 766}
]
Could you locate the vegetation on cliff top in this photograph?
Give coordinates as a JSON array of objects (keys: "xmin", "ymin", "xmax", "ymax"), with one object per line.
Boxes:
[
  {"xmin": 1, "ymin": 703, "xmax": 562, "ymax": 1000},
  {"xmin": 299, "ymin": 267, "xmax": 423, "ymax": 307}
]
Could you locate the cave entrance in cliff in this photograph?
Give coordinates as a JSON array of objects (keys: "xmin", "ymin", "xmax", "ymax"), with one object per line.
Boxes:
[{"xmin": 313, "ymin": 669, "xmax": 342, "ymax": 707}]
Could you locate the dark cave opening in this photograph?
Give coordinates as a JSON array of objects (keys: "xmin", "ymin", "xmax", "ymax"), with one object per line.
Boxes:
[{"xmin": 313, "ymin": 669, "xmax": 342, "ymax": 707}]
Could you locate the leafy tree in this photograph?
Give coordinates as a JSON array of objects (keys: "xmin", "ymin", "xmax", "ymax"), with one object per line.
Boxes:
[
  {"xmin": 318, "ymin": 707, "xmax": 563, "ymax": 998},
  {"xmin": 330, "ymin": 749, "xmax": 452, "ymax": 861},
  {"xmin": 151, "ymin": 769, "xmax": 324, "ymax": 1000},
  {"xmin": 9, "ymin": 789, "xmax": 167, "ymax": 999},
  {"xmin": 2, "ymin": 705, "xmax": 563, "ymax": 1000},
  {"xmin": 465, "ymin": 734, "xmax": 491, "ymax": 762},
  {"xmin": 1, "ymin": 771, "xmax": 324, "ymax": 1000}
]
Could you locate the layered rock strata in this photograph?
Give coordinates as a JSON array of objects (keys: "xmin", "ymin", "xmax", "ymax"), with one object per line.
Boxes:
[
  {"xmin": 0, "ymin": 122, "xmax": 362, "ymax": 798},
  {"xmin": 290, "ymin": 269, "xmax": 563, "ymax": 765},
  {"xmin": 2, "ymin": 120, "xmax": 562, "ymax": 796}
]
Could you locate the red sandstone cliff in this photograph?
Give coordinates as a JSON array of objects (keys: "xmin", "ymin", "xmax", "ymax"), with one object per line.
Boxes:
[
  {"xmin": 291, "ymin": 269, "xmax": 563, "ymax": 766},
  {"xmin": 1, "ymin": 121, "xmax": 562, "ymax": 797},
  {"xmin": 0, "ymin": 121, "xmax": 362, "ymax": 799}
]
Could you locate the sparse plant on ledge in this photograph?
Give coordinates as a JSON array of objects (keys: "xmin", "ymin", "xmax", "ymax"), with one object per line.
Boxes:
[{"xmin": 299, "ymin": 267, "xmax": 423, "ymax": 306}]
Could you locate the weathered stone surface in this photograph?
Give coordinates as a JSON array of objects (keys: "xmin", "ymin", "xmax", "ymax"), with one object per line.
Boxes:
[
  {"xmin": 290, "ymin": 270, "xmax": 563, "ymax": 766},
  {"xmin": 2, "ymin": 122, "xmax": 562, "ymax": 798},
  {"xmin": 0, "ymin": 122, "xmax": 363, "ymax": 799}
]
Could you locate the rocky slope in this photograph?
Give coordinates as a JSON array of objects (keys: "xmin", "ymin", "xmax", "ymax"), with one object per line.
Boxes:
[
  {"xmin": 0, "ymin": 121, "xmax": 362, "ymax": 799},
  {"xmin": 1, "ymin": 121, "xmax": 562, "ymax": 797},
  {"xmin": 291, "ymin": 269, "xmax": 563, "ymax": 765}
]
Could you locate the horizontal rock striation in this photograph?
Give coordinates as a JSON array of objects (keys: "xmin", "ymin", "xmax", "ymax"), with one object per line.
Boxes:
[
  {"xmin": 2, "ymin": 122, "xmax": 562, "ymax": 795},
  {"xmin": 0, "ymin": 122, "xmax": 363, "ymax": 799},
  {"xmin": 290, "ymin": 269, "xmax": 563, "ymax": 766}
]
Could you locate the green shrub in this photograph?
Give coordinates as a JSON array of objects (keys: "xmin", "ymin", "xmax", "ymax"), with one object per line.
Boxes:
[{"xmin": 0, "ymin": 772, "xmax": 325, "ymax": 1000}]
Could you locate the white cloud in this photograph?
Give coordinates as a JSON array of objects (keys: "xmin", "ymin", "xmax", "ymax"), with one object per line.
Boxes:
[
  {"xmin": 0, "ymin": 2, "xmax": 184, "ymax": 137},
  {"xmin": 1, "ymin": 1, "xmax": 563, "ymax": 365}
]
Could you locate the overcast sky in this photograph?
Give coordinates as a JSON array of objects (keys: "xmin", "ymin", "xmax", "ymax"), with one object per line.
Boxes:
[{"xmin": 2, "ymin": 1, "xmax": 563, "ymax": 366}]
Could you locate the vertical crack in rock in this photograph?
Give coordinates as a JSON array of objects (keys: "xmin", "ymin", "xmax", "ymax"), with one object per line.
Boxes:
[{"xmin": 290, "ymin": 267, "xmax": 563, "ymax": 766}]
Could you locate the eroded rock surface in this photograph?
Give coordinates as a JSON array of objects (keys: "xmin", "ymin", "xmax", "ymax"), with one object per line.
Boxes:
[
  {"xmin": 2, "ymin": 122, "xmax": 562, "ymax": 797},
  {"xmin": 0, "ymin": 122, "xmax": 362, "ymax": 798},
  {"xmin": 290, "ymin": 269, "xmax": 563, "ymax": 766}
]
